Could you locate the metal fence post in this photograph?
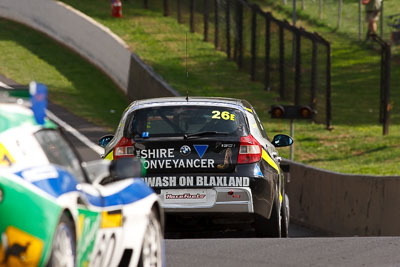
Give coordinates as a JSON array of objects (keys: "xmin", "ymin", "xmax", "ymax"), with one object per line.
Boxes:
[
  {"xmin": 294, "ymin": 28, "xmax": 301, "ymax": 105},
  {"xmin": 380, "ymin": 0, "xmax": 384, "ymax": 38},
  {"xmin": 337, "ymin": 0, "xmax": 342, "ymax": 29},
  {"xmin": 236, "ymin": 1, "xmax": 244, "ymax": 68},
  {"xmin": 311, "ymin": 38, "xmax": 318, "ymax": 111},
  {"xmin": 204, "ymin": 0, "xmax": 209, "ymax": 42},
  {"xmin": 226, "ymin": 0, "xmax": 231, "ymax": 59},
  {"xmin": 163, "ymin": 0, "xmax": 169, "ymax": 16},
  {"xmin": 319, "ymin": 0, "xmax": 323, "ymax": 19},
  {"xmin": 383, "ymin": 42, "xmax": 391, "ymax": 135},
  {"xmin": 265, "ymin": 13, "xmax": 271, "ymax": 91},
  {"xmin": 358, "ymin": 0, "xmax": 363, "ymax": 40},
  {"xmin": 380, "ymin": 41, "xmax": 385, "ymax": 123},
  {"xmin": 214, "ymin": 0, "xmax": 219, "ymax": 48},
  {"xmin": 190, "ymin": 0, "xmax": 195, "ymax": 33},
  {"xmin": 250, "ymin": 4, "xmax": 257, "ymax": 81},
  {"xmin": 326, "ymin": 41, "xmax": 332, "ymax": 129},
  {"xmin": 279, "ymin": 23, "xmax": 285, "ymax": 100},
  {"xmin": 144, "ymin": 0, "xmax": 148, "ymax": 9},
  {"xmin": 177, "ymin": 0, "xmax": 182, "ymax": 23}
]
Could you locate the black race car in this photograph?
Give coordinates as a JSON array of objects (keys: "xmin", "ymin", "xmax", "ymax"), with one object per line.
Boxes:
[{"xmin": 99, "ymin": 97, "xmax": 293, "ymax": 237}]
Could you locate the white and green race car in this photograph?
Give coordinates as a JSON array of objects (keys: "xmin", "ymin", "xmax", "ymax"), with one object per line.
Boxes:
[{"xmin": 0, "ymin": 83, "xmax": 164, "ymax": 267}]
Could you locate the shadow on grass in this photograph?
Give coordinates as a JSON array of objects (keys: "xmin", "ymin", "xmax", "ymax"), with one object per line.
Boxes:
[
  {"xmin": 305, "ymin": 145, "xmax": 388, "ymax": 164},
  {"xmin": 0, "ymin": 18, "xmax": 128, "ymax": 128}
]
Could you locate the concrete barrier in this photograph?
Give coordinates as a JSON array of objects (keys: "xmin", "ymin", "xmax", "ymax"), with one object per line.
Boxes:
[
  {"xmin": 128, "ymin": 54, "xmax": 179, "ymax": 100},
  {"xmin": 285, "ymin": 160, "xmax": 400, "ymax": 236},
  {"xmin": 0, "ymin": 0, "xmax": 130, "ymax": 91}
]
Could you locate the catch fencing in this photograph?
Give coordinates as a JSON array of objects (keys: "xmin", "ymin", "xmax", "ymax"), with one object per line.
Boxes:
[
  {"xmin": 139, "ymin": 0, "xmax": 332, "ymax": 128},
  {"xmin": 371, "ymin": 35, "xmax": 391, "ymax": 135}
]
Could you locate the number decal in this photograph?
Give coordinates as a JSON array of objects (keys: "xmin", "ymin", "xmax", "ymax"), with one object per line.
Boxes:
[
  {"xmin": 91, "ymin": 232, "xmax": 117, "ymax": 267},
  {"xmin": 212, "ymin": 111, "xmax": 235, "ymax": 121},
  {"xmin": 221, "ymin": 111, "xmax": 230, "ymax": 120},
  {"xmin": 212, "ymin": 110, "xmax": 220, "ymax": 119}
]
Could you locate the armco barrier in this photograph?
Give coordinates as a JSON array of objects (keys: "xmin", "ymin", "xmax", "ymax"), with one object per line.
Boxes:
[
  {"xmin": 0, "ymin": 0, "xmax": 179, "ymax": 99},
  {"xmin": 285, "ymin": 160, "xmax": 400, "ymax": 236}
]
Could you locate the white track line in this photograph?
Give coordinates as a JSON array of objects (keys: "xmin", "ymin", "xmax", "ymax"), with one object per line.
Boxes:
[
  {"xmin": 0, "ymin": 81, "xmax": 12, "ymax": 88},
  {"xmin": 46, "ymin": 111, "xmax": 103, "ymax": 155},
  {"xmin": 1, "ymin": 81, "xmax": 103, "ymax": 155}
]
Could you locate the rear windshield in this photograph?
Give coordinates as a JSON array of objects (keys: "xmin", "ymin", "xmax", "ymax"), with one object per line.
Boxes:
[{"xmin": 128, "ymin": 106, "xmax": 247, "ymax": 137}]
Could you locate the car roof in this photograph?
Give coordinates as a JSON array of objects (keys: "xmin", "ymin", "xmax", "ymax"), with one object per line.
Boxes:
[
  {"xmin": 0, "ymin": 86, "xmax": 56, "ymax": 131},
  {"xmin": 132, "ymin": 96, "xmax": 253, "ymax": 111}
]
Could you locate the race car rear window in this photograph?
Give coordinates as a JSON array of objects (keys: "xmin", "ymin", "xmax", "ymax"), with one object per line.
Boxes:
[{"xmin": 129, "ymin": 106, "xmax": 247, "ymax": 137}]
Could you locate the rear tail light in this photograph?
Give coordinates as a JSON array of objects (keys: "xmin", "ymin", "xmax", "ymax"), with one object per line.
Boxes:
[
  {"xmin": 114, "ymin": 137, "xmax": 134, "ymax": 160},
  {"xmin": 238, "ymin": 135, "xmax": 262, "ymax": 164}
]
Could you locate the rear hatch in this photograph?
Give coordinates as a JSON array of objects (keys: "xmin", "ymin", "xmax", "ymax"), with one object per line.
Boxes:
[{"xmin": 128, "ymin": 105, "xmax": 248, "ymax": 174}]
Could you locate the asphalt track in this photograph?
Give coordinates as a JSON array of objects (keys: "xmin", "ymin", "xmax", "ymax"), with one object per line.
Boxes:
[{"xmin": 3, "ymin": 78, "xmax": 400, "ymax": 266}]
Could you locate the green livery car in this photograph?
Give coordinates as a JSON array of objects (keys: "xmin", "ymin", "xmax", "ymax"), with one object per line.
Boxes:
[{"xmin": 0, "ymin": 83, "xmax": 164, "ymax": 267}]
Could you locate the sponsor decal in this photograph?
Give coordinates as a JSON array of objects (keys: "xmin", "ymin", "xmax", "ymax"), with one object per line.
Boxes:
[
  {"xmin": 180, "ymin": 145, "xmax": 191, "ymax": 156},
  {"xmin": 101, "ymin": 210, "xmax": 122, "ymax": 228},
  {"xmin": 77, "ymin": 209, "xmax": 101, "ymax": 266},
  {"xmin": 0, "ymin": 143, "xmax": 14, "ymax": 167},
  {"xmin": 165, "ymin": 193, "xmax": 206, "ymax": 200},
  {"xmin": 254, "ymin": 165, "xmax": 263, "ymax": 176},
  {"xmin": 143, "ymin": 158, "xmax": 214, "ymax": 169},
  {"xmin": 136, "ymin": 147, "xmax": 215, "ymax": 169},
  {"xmin": 193, "ymin": 145, "xmax": 208, "ymax": 159},
  {"xmin": 220, "ymin": 143, "xmax": 234, "ymax": 148},
  {"xmin": 21, "ymin": 166, "xmax": 58, "ymax": 182},
  {"xmin": 0, "ymin": 226, "xmax": 43, "ymax": 267},
  {"xmin": 136, "ymin": 148, "xmax": 174, "ymax": 159},
  {"xmin": 143, "ymin": 176, "xmax": 250, "ymax": 187},
  {"xmin": 217, "ymin": 148, "xmax": 232, "ymax": 169}
]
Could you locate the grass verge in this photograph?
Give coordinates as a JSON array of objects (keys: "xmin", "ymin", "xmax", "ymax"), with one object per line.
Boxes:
[{"xmin": 0, "ymin": 18, "xmax": 129, "ymax": 130}]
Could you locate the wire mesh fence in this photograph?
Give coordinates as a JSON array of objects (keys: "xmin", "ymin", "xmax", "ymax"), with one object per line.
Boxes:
[
  {"xmin": 266, "ymin": 0, "xmax": 399, "ymax": 43},
  {"xmin": 140, "ymin": 0, "xmax": 332, "ymax": 128}
]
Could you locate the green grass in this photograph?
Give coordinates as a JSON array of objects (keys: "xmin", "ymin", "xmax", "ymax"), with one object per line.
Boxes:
[
  {"xmin": 253, "ymin": 0, "xmax": 400, "ymax": 46},
  {"xmin": 0, "ymin": 19, "xmax": 129, "ymax": 130},
  {"xmin": 0, "ymin": 0, "xmax": 399, "ymax": 175}
]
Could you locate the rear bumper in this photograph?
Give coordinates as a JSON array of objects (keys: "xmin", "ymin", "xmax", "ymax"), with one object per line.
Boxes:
[
  {"xmin": 147, "ymin": 169, "xmax": 276, "ymax": 220},
  {"xmin": 159, "ymin": 187, "xmax": 254, "ymax": 213}
]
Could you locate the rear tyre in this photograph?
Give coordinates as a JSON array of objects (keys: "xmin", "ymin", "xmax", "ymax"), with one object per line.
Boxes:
[
  {"xmin": 47, "ymin": 213, "xmax": 76, "ymax": 267},
  {"xmin": 281, "ymin": 194, "xmax": 290, "ymax": 238},
  {"xmin": 138, "ymin": 209, "xmax": 163, "ymax": 267},
  {"xmin": 255, "ymin": 192, "xmax": 281, "ymax": 238}
]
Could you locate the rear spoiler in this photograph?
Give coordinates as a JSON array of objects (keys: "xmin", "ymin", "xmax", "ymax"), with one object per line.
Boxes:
[{"xmin": 1, "ymin": 82, "xmax": 48, "ymax": 125}]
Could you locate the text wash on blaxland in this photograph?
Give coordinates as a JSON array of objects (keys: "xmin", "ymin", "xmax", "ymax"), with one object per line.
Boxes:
[{"xmin": 142, "ymin": 176, "xmax": 250, "ymax": 187}]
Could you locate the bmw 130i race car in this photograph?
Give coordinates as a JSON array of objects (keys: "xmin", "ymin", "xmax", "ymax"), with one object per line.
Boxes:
[
  {"xmin": 0, "ymin": 84, "xmax": 164, "ymax": 266},
  {"xmin": 100, "ymin": 97, "xmax": 293, "ymax": 237}
]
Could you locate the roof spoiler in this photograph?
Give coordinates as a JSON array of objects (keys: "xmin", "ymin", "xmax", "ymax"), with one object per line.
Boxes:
[
  {"xmin": 1, "ymin": 82, "xmax": 48, "ymax": 125},
  {"xmin": 0, "ymin": 85, "xmax": 30, "ymax": 98}
]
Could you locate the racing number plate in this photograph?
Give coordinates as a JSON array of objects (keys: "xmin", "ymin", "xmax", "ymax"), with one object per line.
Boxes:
[{"xmin": 162, "ymin": 189, "xmax": 207, "ymax": 204}]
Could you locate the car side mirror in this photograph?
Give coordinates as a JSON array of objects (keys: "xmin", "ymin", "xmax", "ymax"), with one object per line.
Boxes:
[
  {"xmin": 109, "ymin": 157, "xmax": 146, "ymax": 180},
  {"xmin": 98, "ymin": 135, "xmax": 114, "ymax": 148},
  {"xmin": 272, "ymin": 134, "xmax": 293, "ymax": 147}
]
